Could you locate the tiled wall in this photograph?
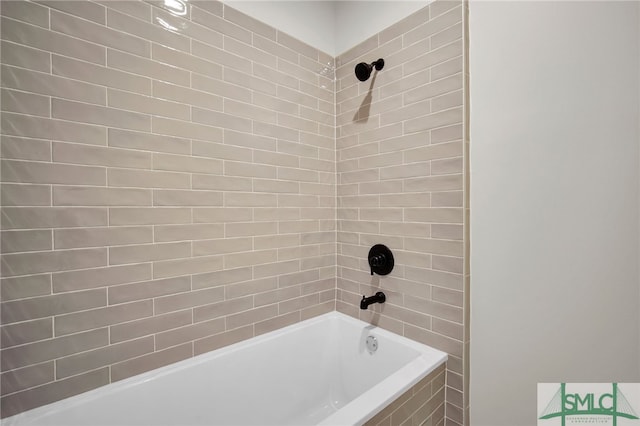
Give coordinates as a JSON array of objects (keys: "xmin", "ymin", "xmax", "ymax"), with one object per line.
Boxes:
[
  {"xmin": 364, "ymin": 363, "xmax": 446, "ymax": 426},
  {"xmin": 334, "ymin": 2, "xmax": 469, "ymax": 425},
  {"xmin": 0, "ymin": 0, "xmax": 336, "ymax": 417},
  {"xmin": 1, "ymin": 0, "xmax": 470, "ymax": 422}
]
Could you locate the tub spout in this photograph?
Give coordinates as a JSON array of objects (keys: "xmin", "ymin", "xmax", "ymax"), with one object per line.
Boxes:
[{"xmin": 360, "ymin": 292, "xmax": 386, "ymax": 310}]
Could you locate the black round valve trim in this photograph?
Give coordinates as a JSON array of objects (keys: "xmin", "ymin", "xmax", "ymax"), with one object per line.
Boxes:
[{"xmin": 368, "ymin": 244, "xmax": 394, "ymax": 276}]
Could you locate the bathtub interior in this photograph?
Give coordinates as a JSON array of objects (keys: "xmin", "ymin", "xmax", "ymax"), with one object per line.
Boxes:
[{"xmin": 4, "ymin": 312, "xmax": 446, "ymax": 426}]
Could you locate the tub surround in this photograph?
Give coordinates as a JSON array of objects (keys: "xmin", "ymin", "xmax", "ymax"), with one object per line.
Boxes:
[
  {"xmin": 1, "ymin": 0, "xmax": 335, "ymax": 417},
  {"xmin": 335, "ymin": 2, "xmax": 469, "ymax": 425},
  {"xmin": 0, "ymin": 0, "xmax": 469, "ymax": 424}
]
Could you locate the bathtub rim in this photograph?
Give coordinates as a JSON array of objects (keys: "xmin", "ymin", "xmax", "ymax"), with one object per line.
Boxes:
[{"xmin": 3, "ymin": 311, "xmax": 447, "ymax": 426}]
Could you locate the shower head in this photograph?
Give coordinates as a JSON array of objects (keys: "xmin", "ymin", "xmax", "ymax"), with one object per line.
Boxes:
[{"xmin": 355, "ymin": 59, "xmax": 385, "ymax": 82}]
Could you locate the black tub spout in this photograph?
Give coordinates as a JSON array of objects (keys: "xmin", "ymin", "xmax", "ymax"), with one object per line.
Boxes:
[{"xmin": 360, "ymin": 292, "xmax": 386, "ymax": 310}]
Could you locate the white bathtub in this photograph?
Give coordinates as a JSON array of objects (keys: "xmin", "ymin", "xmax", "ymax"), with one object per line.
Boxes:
[{"xmin": 3, "ymin": 311, "xmax": 447, "ymax": 426}]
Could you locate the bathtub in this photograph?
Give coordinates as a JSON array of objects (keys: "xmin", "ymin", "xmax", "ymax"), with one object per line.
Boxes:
[{"xmin": 3, "ymin": 311, "xmax": 447, "ymax": 426}]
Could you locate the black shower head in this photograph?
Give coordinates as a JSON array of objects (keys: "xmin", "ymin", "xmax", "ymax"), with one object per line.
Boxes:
[{"xmin": 355, "ymin": 58, "xmax": 385, "ymax": 82}]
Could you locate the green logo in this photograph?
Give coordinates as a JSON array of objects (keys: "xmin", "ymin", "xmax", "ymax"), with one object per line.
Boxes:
[{"xmin": 539, "ymin": 383, "xmax": 639, "ymax": 426}]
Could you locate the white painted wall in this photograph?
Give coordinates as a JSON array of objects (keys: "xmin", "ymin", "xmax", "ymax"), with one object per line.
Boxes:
[
  {"xmin": 469, "ymin": 2, "xmax": 640, "ymax": 425},
  {"xmin": 221, "ymin": 1, "xmax": 429, "ymax": 56}
]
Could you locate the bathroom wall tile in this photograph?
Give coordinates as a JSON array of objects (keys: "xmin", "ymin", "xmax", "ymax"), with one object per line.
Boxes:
[
  {"xmin": 99, "ymin": 1, "xmax": 150, "ymax": 22},
  {"xmin": 2, "ymin": 160, "xmax": 105, "ymax": 186},
  {"xmin": 192, "ymin": 107, "xmax": 251, "ymax": 133},
  {"xmin": 431, "ymin": 224, "xmax": 463, "ymax": 241},
  {"xmin": 404, "ymin": 40, "xmax": 463, "ymax": 77},
  {"xmin": 152, "ymin": 116, "xmax": 223, "ymax": 143},
  {"xmin": 151, "ymin": 8, "xmax": 222, "ymax": 47},
  {"xmin": 1, "ymin": 289, "xmax": 105, "ymax": 324},
  {"xmin": 430, "ymin": 191, "xmax": 464, "ymax": 208},
  {"xmin": 404, "ymin": 6, "xmax": 462, "ymax": 47},
  {"xmin": 193, "ymin": 267, "xmax": 254, "ymax": 290},
  {"xmin": 152, "ymin": 43, "xmax": 222, "ymax": 79},
  {"xmin": 0, "ymin": 368, "xmax": 110, "ymax": 418},
  {"xmin": 225, "ymin": 275, "xmax": 277, "ymax": 298},
  {"xmin": 110, "ymin": 343, "xmax": 191, "ymax": 382},
  {"xmin": 1, "ymin": 184, "xmax": 50, "ymax": 206},
  {"xmin": 225, "ymin": 222, "xmax": 277, "ymax": 237},
  {"xmin": 432, "ymin": 317, "xmax": 463, "ymax": 341},
  {"xmin": 154, "ymin": 224, "xmax": 224, "ymax": 242},
  {"xmin": 226, "ymin": 305, "xmax": 278, "ymax": 330},
  {"xmin": 53, "ymin": 143, "xmax": 150, "ymax": 170},
  {"xmin": 107, "ymin": 88, "xmax": 190, "ymax": 121},
  {"xmin": 1, "ymin": 17, "xmax": 106, "ymax": 64},
  {"xmin": 191, "ymin": 5, "xmax": 251, "ymax": 44},
  {"xmin": 54, "ymin": 300, "xmax": 153, "ymax": 336},
  {"xmin": 0, "ymin": 1, "xmax": 468, "ymax": 420},
  {"xmin": 109, "ymin": 207, "xmax": 191, "ymax": 225},
  {"xmin": 225, "ymin": 192, "xmax": 277, "ymax": 207},
  {"xmin": 432, "ymin": 255, "xmax": 463, "ymax": 274},
  {"xmin": 53, "ymin": 99, "xmax": 150, "ymax": 132},
  {"xmin": 2, "ymin": 65, "xmax": 106, "ymax": 105},
  {"xmin": 107, "ymin": 169, "xmax": 190, "ymax": 189},
  {"xmin": 225, "ymin": 249, "xmax": 277, "ymax": 269},
  {"xmin": 255, "ymin": 312, "xmax": 300, "ymax": 336},
  {"xmin": 39, "ymin": 1, "xmax": 105, "ymax": 24},
  {"xmin": 155, "ymin": 318, "xmax": 225, "ymax": 350},
  {"xmin": 404, "ymin": 107, "xmax": 463, "ymax": 134},
  {"xmin": 1, "ymin": 137, "xmax": 48, "ymax": 168},
  {"xmin": 55, "ymin": 336, "xmax": 154, "ymax": 379},
  {"xmin": 0, "ymin": 318, "xmax": 52, "ymax": 348},
  {"xmin": 253, "ymin": 63, "xmax": 298, "ymax": 92},
  {"xmin": 404, "ymin": 324, "xmax": 462, "ymax": 358},
  {"xmin": 432, "ymin": 90, "xmax": 463, "ymax": 113},
  {"xmin": 191, "ymin": 73, "xmax": 252, "ymax": 104},
  {"xmin": 53, "ymin": 186, "xmax": 151, "ymax": 207},
  {"xmin": 336, "ymin": 4, "xmax": 467, "ymax": 424},
  {"xmin": 107, "ymin": 49, "xmax": 189, "ymax": 87},
  {"xmin": 152, "ymin": 81, "xmax": 222, "ymax": 112},
  {"xmin": 1, "ymin": 40, "xmax": 50, "ymax": 73},
  {"xmin": 193, "ymin": 325, "xmax": 253, "ymax": 355},
  {"xmin": 109, "ymin": 242, "xmax": 191, "ymax": 265},
  {"xmin": 153, "ymin": 189, "xmax": 223, "ymax": 206},
  {"xmin": 431, "ymin": 56, "xmax": 464, "ymax": 82},
  {"xmin": 193, "ymin": 296, "xmax": 254, "ymax": 322},
  {"xmin": 253, "ymin": 34, "xmax": 298, "ymax": 65},
  {"xmin": 51, "ymin": 10, "xmax": 149, "ymax": 57},
  {"xmin": 192, "ymin": 237, "xmax": 252, "ymax": 257},
  {"xmin": 52, "ymin": 264, "xmax": 152, "ymax": 293},
  {"xmin": 1, "ymin": 1, "xmax": 50, "ymax": 28},
  {"xmin": 154, "ymin": 287, "xmax": 224, "ymax": 315},
  {"xmin": 192, "ymin": 207, "xmax": 252, "ymax": 223},
  {"xmin": 405, "ymin": 238, "xmax": 463, "ymax": 257},
  {"xmin": 406, "ymin": 74, "xmax": 463, "ymax": 107},
  {"xmin": 1, "ymin": 89, "xmax": 49, "ymax": 117},
  {"xmin": 404, "ymin": 141, "xmax": 462, "ymax": 163},
  {"xmin": 1, "ymin": 248, "xmax": 107, "ymax": 277},
  {"xmin": 100, "ymin": 268, "xmax": 186, "ymax": 307},
  {"xmin": 109, "ymin": 310, "xmax": 192, "ymax": 344},
  {"xmin": 0, "ymin": 362, "xmax": 54, "ymax": 397},
  {"xmin": 1, "ymin": 230, "xmax": 52, "ymax": 254},
  {"xmin": 1, "ymin": 113, "xmax": 107, "ymax": 146},
  {"xmin": 107, "ymin": 9, "xmax": 189, "ymax": 52},
  {"xmin": 225, "ymin": 36, "xmax": 277, "ymax": 69},
  {"xmin": 1, "ymin": 328, "xmax": 108, "ymax": 371},
  {"xmin": 0, "ymin": 274, "xmax": 51, "ymax": 302},
  {"xmin": 192, "ymin": 175, "xmax": 252, "ymax": 192},
  {"xmin": 108, "ymin": 129, "xmax": 190, "ymax": 155}
]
